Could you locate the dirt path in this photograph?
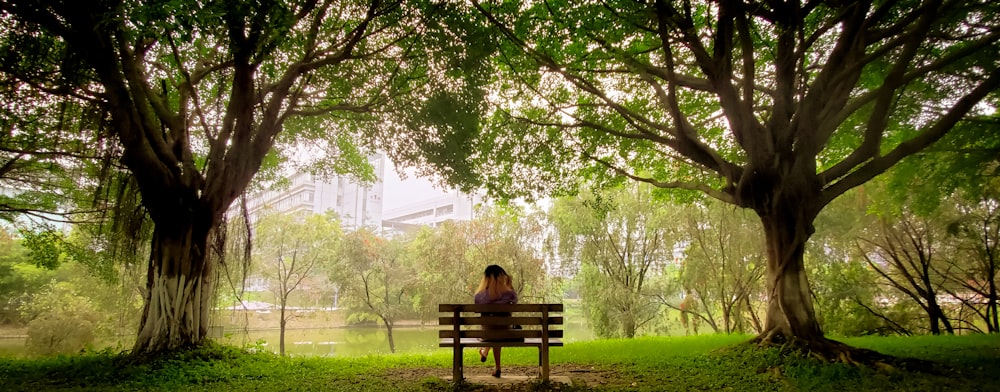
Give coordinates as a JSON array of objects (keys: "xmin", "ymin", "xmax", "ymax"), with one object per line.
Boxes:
[{"xmin": 385, "ymin": 364, "xmax": 619, "ymax": 390}]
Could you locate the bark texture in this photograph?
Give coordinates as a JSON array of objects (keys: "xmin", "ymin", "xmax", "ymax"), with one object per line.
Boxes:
[
  {"xmin": 134, "ymin": 221, "xmax": 215, "ymax": 354},
  {"xmin": 759, "ymin": 210, "xmax": 822, "ymax": 342}
]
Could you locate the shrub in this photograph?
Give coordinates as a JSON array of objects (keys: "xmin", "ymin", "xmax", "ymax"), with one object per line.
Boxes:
[
  {"xmin": 25, "ymin": 314, "xmax": 97, "ymax": 355},
  {"xmin": 20, "ymin": 281, "xmax": 100, "ymax": 355}
]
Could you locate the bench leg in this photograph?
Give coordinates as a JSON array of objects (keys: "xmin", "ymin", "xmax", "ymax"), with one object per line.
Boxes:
[
  {"xmin": 453, "ymin": 344, "xmax": 463, "ymax": 382},
  {"xmin": 539, "ymin": 347, "xmax": 550, "ymax": 382}
]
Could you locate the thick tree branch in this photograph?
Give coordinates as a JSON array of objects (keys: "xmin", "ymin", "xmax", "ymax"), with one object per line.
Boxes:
[
  {"xmin": 821, "ymin": 66, "xmax": 1000, "ymax": 205},
  {"xmin": 794, "ymin": 1, "xmax": 871, "ymax": 157},
  {"xmin": 474, "ymin": 0, "xmax": 730, "ymax": 174},
  {"xmin": 819, "ymin": 1, "xmax": 940, "ymax": 186},
  {"xmin": 585, "ymin": 152, "xmax": 736, "ymax": 203}
]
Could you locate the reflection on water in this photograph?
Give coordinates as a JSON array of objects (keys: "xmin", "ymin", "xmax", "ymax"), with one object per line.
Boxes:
[
  {"xmin": 0, "ymin": 322, "xmax": 594, "ymax": 358},
  {"xmin": 224, "ymin": 327, "xmax": 439, "ymax": 357},
  {"xmin": 226, "ymin": 321, "xmax": 594, "ymax": 357}
]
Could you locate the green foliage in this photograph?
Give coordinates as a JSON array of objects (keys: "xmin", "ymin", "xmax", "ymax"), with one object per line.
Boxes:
[
  {"xmin": 16, "ymin": 226, "xmax": 67, "ymax": 270},
  {"xmin": 407, "ymin": 204, "xmax": 552, "ymax": 321},
  {"xmin": 1, "ymin": 226, "xmax": 140, "ymax": 350},
  {"xmin": 0, "ymin": 229, "xmax": 55, "ymax": 324},
  {"xmin": 253, "ymin": 210, "xmax": 342, "ymax": 300},
  {"xmin": 550, "ymin": 184, "xmax": 680, "ymax": 338},
  {"xmin": 336, "ymin": 228, "xmax": 418, "ymax": 352},
  {"xmin": 884, "ymin": 96, "xmax": 1000, "ymax": 216},
  {"xmin": 19, "ymin": 281, "xmax": 100, "ymax": 355},
  {"xmin": 674, "ymin": 201, "xmax": 766, "ymax": 335},
  {"xmin": 808, "ymin": 191, "xmax": 890, "ymax": 336},
  {"xmin": 407, "ymin": 223, "xmax": 481, "ymax": 318},
  {"xmin": 376, "ymin": 1, "xmax": 499, "ymax": 194}
]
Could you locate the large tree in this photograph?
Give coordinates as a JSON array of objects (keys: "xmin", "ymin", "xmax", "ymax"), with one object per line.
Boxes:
[
  {"xmin": 384, "ymin": 0, "xmax": 1000, "ymax": 357},
  {"xmin": 0, "ymin": 0, "xmax": 419, "ymax": 354}
]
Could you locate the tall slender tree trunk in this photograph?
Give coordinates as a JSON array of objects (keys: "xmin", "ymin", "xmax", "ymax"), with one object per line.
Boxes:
[
  {"xmin": 384, "ymin": 318, "xmax": 396, "ymax": 353},
  {"xmin": 927, "ymin": 305, "xmax": 942, "ymax": 335},
  {"xmin": 988, "ymin": 267, "xmax": 998, "ymax": 332},
  {"xmin": 280, "ymin": 306, "xmax": 288, "ymax": 356},
  {"xmin": 132, "ymin": 222, "xmax": 214, "ymax": 354},
  {"xmin": 744, "ymin": 295, "xmax": 763, "ymax": 333},
  {"xmin": 989, "ymin": 292, "xmax": 998, "ymax": 333},
  {"xmin": 722, "ymin": 305, "xmax": 733, "ymax": 333}
]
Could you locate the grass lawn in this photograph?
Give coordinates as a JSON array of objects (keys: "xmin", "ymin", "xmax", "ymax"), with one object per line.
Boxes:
[{"xmin": 1, "ymin": 334, "xmax": 998, "ymax": 391}]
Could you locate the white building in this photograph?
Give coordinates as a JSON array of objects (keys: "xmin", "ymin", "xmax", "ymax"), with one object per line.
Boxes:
[
  {"xmin": 381, "ymin": 191, "xmax": 482, "ymax": 234},
  {"xmin": 246, "ymin": 154, "xmax": 384, "ymax": 230}
]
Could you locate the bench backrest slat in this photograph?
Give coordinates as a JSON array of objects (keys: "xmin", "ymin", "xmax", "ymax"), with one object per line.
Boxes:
[
  {"xmin": 438, "ymin": 316, "xmax": 563, "ymax": 326},
  {"xmin": 439, "ymin": 329, "xmax": 565, "ymax": 339},
  {"xmin": 438, "ymin": 303, "xmax": 564, "ymax": 313},
  {"xmin": 438, "ymin": 303, "xmax": 563, "ymax": 341}
]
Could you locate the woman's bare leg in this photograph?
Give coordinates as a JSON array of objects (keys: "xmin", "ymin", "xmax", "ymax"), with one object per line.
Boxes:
[{"xmin": 492, "ymin": 346, "xmax": 502, "ymax": 376}]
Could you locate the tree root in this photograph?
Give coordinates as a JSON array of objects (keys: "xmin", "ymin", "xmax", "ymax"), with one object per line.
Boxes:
[{"xmin": 746, "ymin": 331, "xmax": 942, "ymax": 374}]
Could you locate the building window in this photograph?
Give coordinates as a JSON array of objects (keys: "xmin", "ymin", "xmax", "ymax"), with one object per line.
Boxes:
[
  {"xmin": 435, "ymin": 205, "xmax": 454, "ymax": 216},
  {"xmin": 393, "ymin": 209, "xmax": 434, "ymax": 222}
]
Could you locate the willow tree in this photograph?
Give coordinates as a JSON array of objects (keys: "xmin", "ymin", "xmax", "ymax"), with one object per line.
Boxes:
[
  {"xmin": 0, "ymin": 0, "xmax": 420, "ymax": 354},
  {"xmin": 550, "ymin": 184, "xmax": 679, "ymax": 338},
  {"xmin": 384, "ymin": 0, "xmax": 1000, "ymax": 357}
]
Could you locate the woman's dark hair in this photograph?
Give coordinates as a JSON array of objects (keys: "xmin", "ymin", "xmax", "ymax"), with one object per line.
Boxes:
[
  {"xmin": 484, "ymin": 264, "xmax": 507, "ymax": 278},
  {"xmin": 476, "ymin": 264, "xmax": 513, "ymax": 300}
]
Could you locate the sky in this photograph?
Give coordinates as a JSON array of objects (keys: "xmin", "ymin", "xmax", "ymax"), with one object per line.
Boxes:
[{"xmin": 380, "ymin": 160, "xmax": 457, "ymax": 212}]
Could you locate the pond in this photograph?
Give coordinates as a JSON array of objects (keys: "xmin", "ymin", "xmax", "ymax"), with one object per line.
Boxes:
[{"xmin": 0, "ymin": 321, "xmax": 596, "ymax": 358}]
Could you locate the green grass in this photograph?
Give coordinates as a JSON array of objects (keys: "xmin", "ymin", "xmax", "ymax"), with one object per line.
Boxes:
[{"xmin": 1, "ymin": 334, "xmax": 998, "ymax": 391}]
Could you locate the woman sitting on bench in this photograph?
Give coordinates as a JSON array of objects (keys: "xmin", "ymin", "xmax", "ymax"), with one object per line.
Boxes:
[{"xmin": 474, "ymin": 264, "xmax": 518, "ymax": 378}]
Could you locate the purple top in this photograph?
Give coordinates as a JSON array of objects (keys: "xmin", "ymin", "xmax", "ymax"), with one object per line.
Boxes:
[{"xmin": 474, "ymin": 290, "xmax": 518, "ymax": 305}]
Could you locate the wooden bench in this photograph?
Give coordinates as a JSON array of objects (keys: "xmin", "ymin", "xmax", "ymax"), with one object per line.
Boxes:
[{"xmin": 439, "ymin": 303, "xmax": 564, "ymax": 382}]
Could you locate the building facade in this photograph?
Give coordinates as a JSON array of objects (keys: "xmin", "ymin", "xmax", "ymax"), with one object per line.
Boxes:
[
  {"xmin": 246, "ymin": 154, "xmax": 384, "ymax": 230},
  {"xmin": 380, "ymin": 191, "xmax": 482, "ymax": 234}
]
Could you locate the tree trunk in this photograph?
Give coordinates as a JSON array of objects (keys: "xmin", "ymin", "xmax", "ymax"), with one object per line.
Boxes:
[
  {"xmin": 744, "ymin": 295, "xmax": 763, "ymax": 333},
  {"xmin": 989, "ymin": 268, "xmax": 998, "ymax": 332},
  {"xmin": 622, "ymin": 314, "xmax": 636, "ymax": 338},
  {"xmin": 926, "ymin": 301, "xmax": 954, "ymax": 335},
  {"xmin": 928, "ymin": 306, "xmax": 942, "ymax": 335},
  {"xmin": 989, "ymin": 294, "xmax": 998, "ymax": 333},
  {"xmin": 280, "ymin": 307, "xmax": 288, "ymax": 356},
  {"xmin": 722, "ymin": 304, "xmax": 733, "ymax": 334},
  {"xmin": 756, "ymin": 206, "xmax": 824, "ymax": 343},
  {"xmin": 384, "ymin": 318, "xmax": 396, "ymax": 353},
  {"xmin": 132, "ymin": 223, "xmax": 214, "ymax": 354}
]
